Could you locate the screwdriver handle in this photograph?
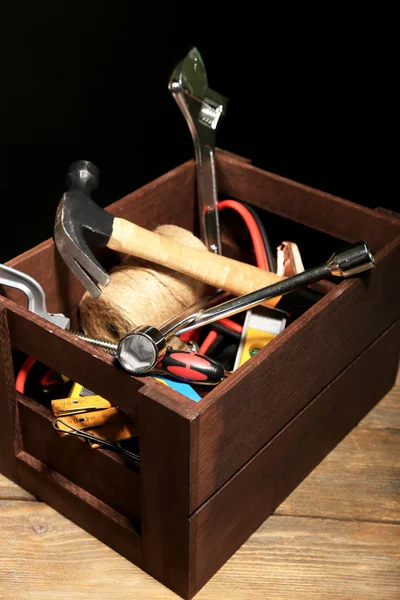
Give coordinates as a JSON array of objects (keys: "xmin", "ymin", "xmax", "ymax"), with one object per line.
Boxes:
[{"xmin": 152, "ymin": 350, "xmax": 225, "ymax": 386}]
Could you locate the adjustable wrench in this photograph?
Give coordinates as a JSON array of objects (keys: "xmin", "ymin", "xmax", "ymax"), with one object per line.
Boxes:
[
  {"xmin": 169, "ymin": 47, "xmax": 228, "ymax": 254},
  {"xmin": 0, "ymin": 263, "xmax": 70, "ymax": 329}
]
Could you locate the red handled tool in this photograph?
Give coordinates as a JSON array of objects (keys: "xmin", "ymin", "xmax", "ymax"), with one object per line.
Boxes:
[{"xmin": 153, "ymin": 350, "xmax": 226, "ymax": 386}]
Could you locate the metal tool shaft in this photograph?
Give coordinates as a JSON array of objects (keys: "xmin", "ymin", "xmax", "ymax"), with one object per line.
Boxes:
[
  {"xmin": 117, "ymin": 242, "xmax": 375, "ymax": 375},
  {"xmin": 195, "ymin": 136, "xmax": 220, "ymax": 254},
  {"xmin": 163, "ymin": 264, "xmax": 330, "ymax": 339}
]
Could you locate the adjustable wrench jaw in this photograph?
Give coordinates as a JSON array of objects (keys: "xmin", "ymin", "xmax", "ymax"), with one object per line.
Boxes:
[
  {"xmin": 169, "ymin": 47, "xmax": 228, "ymax": 254},
  {"xmin": 169, "ymin": 49, "xmax": 227, "ymax": 145}
]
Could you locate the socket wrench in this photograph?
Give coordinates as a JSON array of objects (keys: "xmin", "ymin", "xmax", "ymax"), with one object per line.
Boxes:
[{"xmin": 117, "ymin": 242, "xmax": 375, "ymax": 375}]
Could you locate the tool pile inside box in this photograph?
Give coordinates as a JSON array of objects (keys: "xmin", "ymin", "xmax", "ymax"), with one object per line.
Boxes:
[{"xmin": 0, "ymin": 47, "xmax": 376, "ymax": 463}]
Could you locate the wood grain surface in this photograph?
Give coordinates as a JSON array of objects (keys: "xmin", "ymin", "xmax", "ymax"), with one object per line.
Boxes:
[{"xmin": 0, "ymin": 369, "xmax": 398, "ymax": 599}]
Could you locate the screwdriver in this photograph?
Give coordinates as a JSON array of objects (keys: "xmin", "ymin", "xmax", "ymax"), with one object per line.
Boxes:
[{"xmin": 152, "ymin": 350, "xmax": 226, "ymax": 385}]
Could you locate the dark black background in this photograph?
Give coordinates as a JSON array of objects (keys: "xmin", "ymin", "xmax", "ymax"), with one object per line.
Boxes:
[{"xmin": 0, "ymin": 3, "xmax": 395, "ymax": 262}]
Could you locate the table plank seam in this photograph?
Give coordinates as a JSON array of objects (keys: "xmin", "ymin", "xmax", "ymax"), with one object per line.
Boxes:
[
  {"xmin": 357, "ymin": 426, "xmax": 400, "ymax": 432},
  {"xmin": 273, "ymin": 513, "xmax": 400, "ymax": 525},
  {"xmin": 0, "ymin": 496, "xmax": 37, "ymax": 502}
]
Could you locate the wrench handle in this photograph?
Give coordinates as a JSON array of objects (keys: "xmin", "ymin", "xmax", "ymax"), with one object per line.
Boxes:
[
  {"xmin": 196, "ymin": 144, "xmax": 221, "ymax": 254},
  {"xmin": 107, "ymin": 218, "xmax": 282, "ymax": 306}
]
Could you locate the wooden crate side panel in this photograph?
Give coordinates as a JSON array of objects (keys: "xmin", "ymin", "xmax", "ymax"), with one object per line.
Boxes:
[
  {"xmin": 18, "ymin": 395, "xmax": 141, "ymax": 524},
  {"xmin": 2, "ymin": 298, "xmax": 195, "ymax": 420},
  {"xmin": 0, "ymin": 309, "xmax": 19, "ymax": 483},
  {"xmin": 216, "ymin": 153, "xmax": 400, "ymax": 252},
  {"xmin": 4, "ymin": 300, "xmax": 141, "ymax": 419},
  {"xmin": 193, "ymin": 236, "xmax": 400, "ymax": 508},
  {"xmin": 139, "ymin": 383, "xmax": 195, "ymax": 599},
  {"xmin": 17, "ymin": 451, "xmax": 142, "ymax": 567},
  {"xmin": 189, "ymin": 319, "xmax": 400, "ymax": 596}
]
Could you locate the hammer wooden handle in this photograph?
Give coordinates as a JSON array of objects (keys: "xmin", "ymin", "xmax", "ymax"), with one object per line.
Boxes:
[{"xmin": 108, "ymin": 218, "xmax": 283, "ymax": 305}]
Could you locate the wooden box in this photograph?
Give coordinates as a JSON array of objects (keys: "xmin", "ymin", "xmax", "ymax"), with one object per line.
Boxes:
[{"xmin": 0, "ymin": 151, "xmax": 399, "ymax": 599}]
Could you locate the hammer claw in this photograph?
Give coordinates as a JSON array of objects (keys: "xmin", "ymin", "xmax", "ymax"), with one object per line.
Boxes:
[
  {"xmin": 54, "ymin": 163, "xmax": 112, "ymax": 296},
  {"xmin": 61, "ymin": 252, "xmax": 108, "ymax": 298},
  {"xmin": 54, "ymin": 214, "xmax": 110, "ymax": 297}
]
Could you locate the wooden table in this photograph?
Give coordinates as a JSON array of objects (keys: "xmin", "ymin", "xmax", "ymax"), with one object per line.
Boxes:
[{"xmin": 0, "ymin": 370, "xmax": 399, "ymax": 600}]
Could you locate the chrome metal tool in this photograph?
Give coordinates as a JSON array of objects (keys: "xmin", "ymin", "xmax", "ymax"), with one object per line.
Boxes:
[
  {"xmin": 169, "ymin": 47, "xmax": 228, "ymax": 254},
  {"xmin": 0, "ymin": 263, "xmax": 70, "ymax": 329},
  {"xmin": 117, "ymin": 242, "xmax": 375, "ymax": 375}
]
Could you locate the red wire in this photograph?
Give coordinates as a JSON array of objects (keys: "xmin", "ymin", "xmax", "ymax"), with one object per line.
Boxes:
[
  {"xmin": 219, "ymin": 318, "xmax": 243, "ymax": 333},
  {"xmin": 179, "ymin": 329, "xmax": 201, "ymax": 344},
  {"xmin": 218, "ymin": 200, "xmax": 269, "ymax": 271},
  {"xmin": 15, "ymin": 356, "xmax": 37, "ymax": 394},
  {"xmin": 184, "ymin": 200, "xmax": 270, "ymax": 353},
  {"xmin": 199, "ymin": 330, "xmax": 219, "ymax": 355},
  {"xmin": 40, "ymin": 368, "xmax": 63, "ymax": 388}
]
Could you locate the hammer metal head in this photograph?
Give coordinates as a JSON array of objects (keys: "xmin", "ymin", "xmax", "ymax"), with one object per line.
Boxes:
[{"xmin": 54, "ymin": 161, "xmax": 113, "ymax": 298}]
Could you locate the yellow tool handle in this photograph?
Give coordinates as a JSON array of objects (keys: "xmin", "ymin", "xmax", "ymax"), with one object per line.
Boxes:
[
  {"xmin": 88, "ymin": 420, "xmax": 139, "ymax": 448},
  {"xmin": 56, "ymin": 407, "xmax": 119, "ymax": 434},
  {"xmin": 51, "ymin": 396, "xmax": 112, "ymax": 416}
]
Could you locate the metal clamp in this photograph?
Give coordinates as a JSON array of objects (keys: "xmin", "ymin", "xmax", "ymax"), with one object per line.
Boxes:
[{"xmin": 0, "ymin": 263, "xmax": 70, "ymax": 329}]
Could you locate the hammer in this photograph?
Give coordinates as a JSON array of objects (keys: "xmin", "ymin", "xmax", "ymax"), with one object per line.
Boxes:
[{"xmin": 54, "ymin": 161, "xmax": 283, "ymax": 299}]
